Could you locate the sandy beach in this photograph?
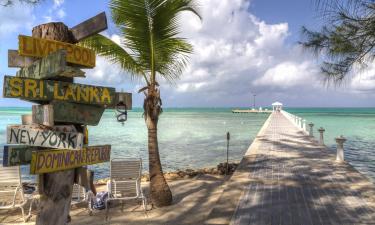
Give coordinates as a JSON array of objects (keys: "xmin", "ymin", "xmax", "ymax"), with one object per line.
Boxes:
[{"xmin": 0, "ymin": 170, "xmax": 232, "ymax": 225}]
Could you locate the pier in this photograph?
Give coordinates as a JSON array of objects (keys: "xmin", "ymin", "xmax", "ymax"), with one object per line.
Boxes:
[
  {"xmin": 232, "ymin": 109, "xmax": 271, "ymax": 114},
  {"xmin": 206, "ymin": 111, "xmax": 375, "ymax": 224}
]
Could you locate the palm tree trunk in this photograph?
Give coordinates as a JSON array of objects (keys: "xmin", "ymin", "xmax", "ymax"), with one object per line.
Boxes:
[{"xmin": 144, "ymin": 88, "xmax": 172, "ymax": 207}]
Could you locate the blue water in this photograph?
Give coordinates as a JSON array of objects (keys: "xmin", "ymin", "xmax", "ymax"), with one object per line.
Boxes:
[
  {"xmin": 2, "ymin": 107, "xmax": 375, "ymax": 182},
  {"xmin": 0, "ymin": 107, "xmax": 269, "ymax": 181}
]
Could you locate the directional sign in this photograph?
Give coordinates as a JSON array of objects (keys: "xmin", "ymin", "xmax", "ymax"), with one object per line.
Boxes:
[
  {"xmin": 3, "ymin": 145, "xmax": 39, "ymax": 167},
  {"xmin": 7, "ymin": 124, "xmax": 84, "ymax": 150},
  {"xmin": 8, "ymin": 50, "xmax": 36, "ymax": 68},
  {"xmin": 32, "ymin": 101, "xmax": 105, "ymax": 126},
  {"xmin": 18, "ymin": 35, "xmax": 96, "ymax": 68},
  {"xmin": 3, "ymin": 76, "xmax": 115, "ymax": 105},
  {"xmin": 30, "ymin": 145, "xmax": 111, "ymax": 174},
  {"xmin": 70, "ymin": 12, "xmax": 107, "ymax": 42},
  {"xmin": 17, "ymin": 50, "xmax": 85, "ymax": 79}
]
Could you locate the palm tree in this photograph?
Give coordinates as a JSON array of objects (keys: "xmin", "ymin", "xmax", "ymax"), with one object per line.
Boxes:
[
  {"xmin": 81, "ymin": 0, "xmax": 201, "ymax": 207},
  {"xmin": 300, "ymin": 0, "xmax": 375, "ymax": 84}
]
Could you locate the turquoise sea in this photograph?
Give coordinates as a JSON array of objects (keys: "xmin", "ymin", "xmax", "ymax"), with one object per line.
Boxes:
[{"xmin": 1, "ymin": 107, "xmax": 375, "ymax": 182}]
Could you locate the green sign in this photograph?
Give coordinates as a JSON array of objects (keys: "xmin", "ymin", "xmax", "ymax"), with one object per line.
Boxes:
[
  {"xmin": 33, "ymin": 101, "xmax": 105, "ymax": 126},
  {"xmin": 16, "ymin": 50, "xmax": 85, "ymax": 79}
]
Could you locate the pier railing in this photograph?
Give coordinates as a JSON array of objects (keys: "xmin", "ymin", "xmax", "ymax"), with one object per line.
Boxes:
[
  {"xmin": 281, "ymin": 110, "xmax": 347, "ymax": 162},
  {"xmin": 281, "ymin": 110, "xmax": 309, "ymax": 135}
]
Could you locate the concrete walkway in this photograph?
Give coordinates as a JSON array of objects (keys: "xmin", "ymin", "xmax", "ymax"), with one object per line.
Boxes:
[{"xmin": 206, "ymin": 112, "xmax": 375, "ymax": 225}]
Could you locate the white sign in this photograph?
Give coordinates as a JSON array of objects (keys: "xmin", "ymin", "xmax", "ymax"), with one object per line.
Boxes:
[{"xmin": 7, "ymin": 125, "xmax": 83, "ymax": 150}]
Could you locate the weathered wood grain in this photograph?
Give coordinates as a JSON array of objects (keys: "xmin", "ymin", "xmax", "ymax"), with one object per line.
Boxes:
[
  {"xmin": 16, "ymin": 50, "xmax": 85, "ymax": 79},
  {"xmin": 8, "ymin": 49, "xmax": 36, "ymax": 68},
  {"xmin": 19, "ymin": 35, "xmax": 96, "ymax": 68},
  {"xmin": 70, "ymin": 12, "xmax": 107, "ymax": 42},
  {"xmin": 2, "ymin": 145, "xmax": 39, "ymax": 167},
  {"xmin": 30, "ymin": 145, "xmax": 111, "ymax": 174},
  {"xmin": 32, "ymin": 101, "xmax": 105, "ymax": 126},
  {"xmin": 3, "ymin": 75, "xmax": 115, "ymax": 105},
  {"xmin": 7, "ymin": 124, "xmax": 84, "ymax": 150},
  {"xmin": 32, "ymin": 105, "xmax": 54, "ymax": 126}
]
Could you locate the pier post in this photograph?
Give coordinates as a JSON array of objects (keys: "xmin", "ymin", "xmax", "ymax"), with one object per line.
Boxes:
[
  {"xmin": 335, "ymin": 135, "xmax": 346, "ymax": 162},
  {"xmin": 302, "ymin": 119, "xmax": 306, "ymax": 130},
  {"xmin": 318, "ymin": 127, "xmax": 325, "ymax": 145},
  {"xmin": 308, "ymin": 123, "xmax": 314, "ymax": 137}
]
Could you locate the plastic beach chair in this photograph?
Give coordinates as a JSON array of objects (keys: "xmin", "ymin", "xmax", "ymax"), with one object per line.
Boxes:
[
  {"xmin": 0, "ymin": 165, "xmax": 29, "ymax": 222},
  {"xmin": 105, "ymin": 158, "xmax": 147, "ymax": 217},
  {"xmin": 71, "ymin": 183, "xmax": 95, "ymax": 215}
]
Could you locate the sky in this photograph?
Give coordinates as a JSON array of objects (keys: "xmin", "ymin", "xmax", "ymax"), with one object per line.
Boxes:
[{"xmin": 0, "ymin": 0, "xmax": 375, "ymax": 108}]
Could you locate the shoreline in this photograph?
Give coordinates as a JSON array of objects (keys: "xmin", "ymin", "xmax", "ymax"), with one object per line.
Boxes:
[{"xmin": 95, "ymin": 161, "xmax": 240, "ymax": 184}]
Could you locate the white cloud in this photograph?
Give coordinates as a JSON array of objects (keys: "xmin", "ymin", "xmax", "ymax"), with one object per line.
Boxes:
[
  {"xmin": 43, "ymin": 0, "xmax": 66, "ymax": 22},
  {"xmin": 0, "ymin": 3, "xmax": 34, "ymax": 38},
  {"xmin": 253, "ymin": 61, "xmax": 319, "ymax": 89},
  {"xmin": 80, "ymin": 0, "xmax": 375, "ymax": 107},
  {"xmin": 350, "ymin": 64, "xmax": 375, "ymax": 93}
]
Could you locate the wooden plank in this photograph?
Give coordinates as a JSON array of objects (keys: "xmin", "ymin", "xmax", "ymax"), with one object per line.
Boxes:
[
  {"xmin": 106, "ymin": 92, "xmax": 132, "ymax": 110},
  {"xmin": 32, "ymin": 101, "xmax": 105, "ymax": 126},
  {"xmin": 8, "ymin": 49, "xmax": 36, "ymax": 68},
  {"xmin": 70, "ymin": 12, "xmax": 107, "ymax": 42},
  {"xmin": 7, "ymin": 124, "xmax": 84, "ymax": 150},
  {"xmin": 18, "ymin": 35, "xmax": 96, "ymax": 68},
  {"xmin": 30, "ymin": 145, "xmax": 111, "ymax": 174},
  {"xmin": 32, "ymin": 105, "xmax": 54, "ymax": 126},
  {"xmin": 3, "ymin": 76, "xmax": 115, "ymax": 106},
  {"xmin": 16, "ymin": 50, "xmax": 85, "ymax": 79},
  {"xmin": 2, "ymin": 145, "xmax": 39, "ymax": 167}
]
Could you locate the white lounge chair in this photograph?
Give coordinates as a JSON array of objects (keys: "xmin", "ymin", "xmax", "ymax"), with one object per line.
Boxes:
[
  {"xmin": 106, "ymin": 158, "xmax": 147, "ymax": 216},
  {"xmin": 0, "ymin": 166, "xmax": 28, "ymax": 222},
  {"xmin": 71, "ymin": 183, "xmax": 95, "ymax": 215}
]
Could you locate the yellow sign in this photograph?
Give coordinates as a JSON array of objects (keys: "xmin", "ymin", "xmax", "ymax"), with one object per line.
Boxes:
[
  {"xmin": 3, "ymin": 76, "xmax": 115, "ymax": 105},
  {"xmin": 30, "ymin": 145, "xmax": 111, "ymax": 174},
  {"xmin": 18, "ymin": 35, "xmax": 96, "ymax": 68}
]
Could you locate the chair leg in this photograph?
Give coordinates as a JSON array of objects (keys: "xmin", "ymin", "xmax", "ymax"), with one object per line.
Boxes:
[
  {"xmin": 105, "ymin": 199, "xmax": 109, "ymax": 221},
  {"xmin": 26, "ymin": 199, "xmax": 34, "ymax": 221},
  {"xmin": 142, "ymin": 197, "xmax": 147, "ymax": 212},
  {"xmin": 20, "ymin": 206, "xmax": 25, "ymax": 222}
]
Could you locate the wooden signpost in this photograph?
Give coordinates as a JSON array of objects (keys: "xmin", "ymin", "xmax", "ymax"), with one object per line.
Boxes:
[
  {"xmin": 32, "ymin": 101, "xmax": 105, "ymax": 126},
  {"xmin": 3, "ymin": 75, "xmax": 115, "ymax": 105},
  {"xmin": 2, "ymin": 12, "xmax": 132, "ymax": 225},
  {"xmin": 19, "ymin": 35, "xmax": 96, "ymax": 68},
  {"xmin": 7, "ymin": 125, "xmax": 84, "ymax": 150},
  {"xmin": 70, "ymin": 12, "xmax": 107, "ymax": 42},
  {"xmin": 16, "ymin": 50, "xmax": 85, "ymax": 79},
  {"xmin": 30, "ymin": 145, "xmax": 111, "ymax": 174}
]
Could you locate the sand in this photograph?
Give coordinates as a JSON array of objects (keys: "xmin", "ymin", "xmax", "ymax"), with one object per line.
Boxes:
[{"xmin": 0, "ymin": 174, "xmax": 226, "ymax": 225}]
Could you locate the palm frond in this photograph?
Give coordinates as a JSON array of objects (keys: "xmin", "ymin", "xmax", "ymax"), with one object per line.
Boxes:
[
  {"xmin": 79, "ymin": 34, "xmax": 146, "ymax": 81},
  {"xmin": 110, "ymin": 0, "xmax": 154, "ymax": 74},
  {"xmin": 110, "ymin": 0, "xmax": 201, "ymax": 84}
]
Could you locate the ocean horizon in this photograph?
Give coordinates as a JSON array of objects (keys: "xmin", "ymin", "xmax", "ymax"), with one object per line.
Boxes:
[{"xmin": 1, "ymin": 107, "xmax": 375, "ymax": 183}]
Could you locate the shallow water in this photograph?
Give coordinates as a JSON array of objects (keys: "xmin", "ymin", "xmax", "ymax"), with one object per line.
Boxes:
[
  {"xmin": 2, "ymin": 107, "xmax": 375, "ymax": 183},
  {"xmin": 0, "ymin": 107, "xmax": 269, "ymax": 181}
]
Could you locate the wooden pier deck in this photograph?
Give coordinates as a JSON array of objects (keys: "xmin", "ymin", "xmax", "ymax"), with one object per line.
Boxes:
[{"xmin": 206, "ymin": 111, "xmax": 375, "ymax": 225}]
